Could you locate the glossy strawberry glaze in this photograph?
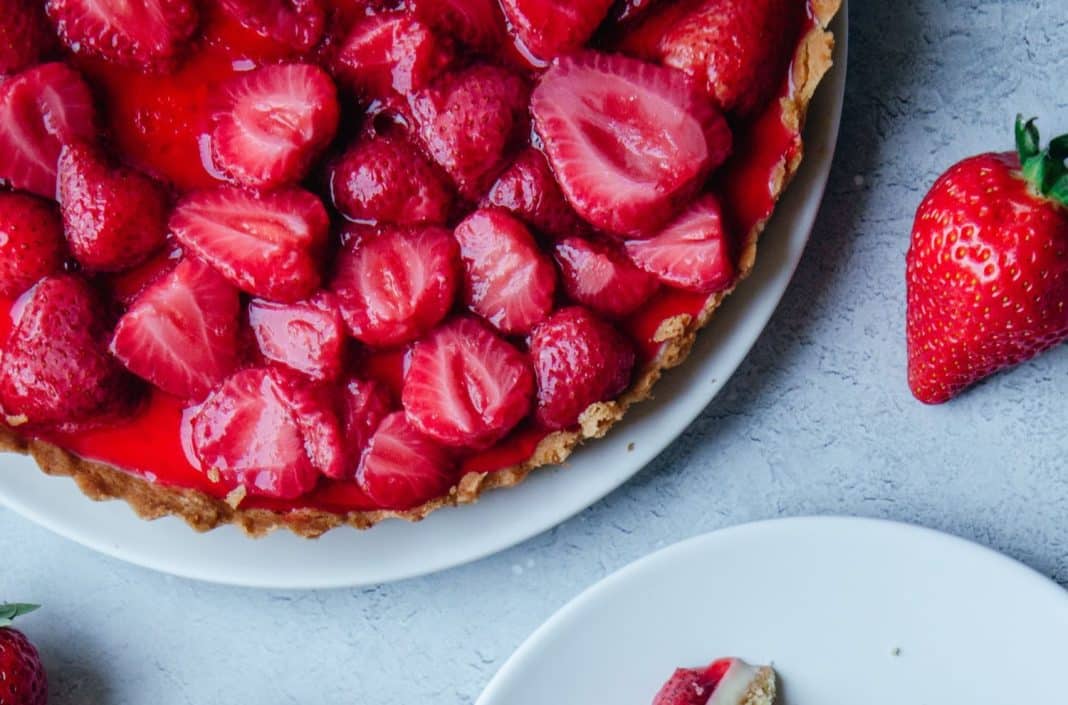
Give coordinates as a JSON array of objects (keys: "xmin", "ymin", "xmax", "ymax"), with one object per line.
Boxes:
[{"xmin": 3, "ymin": 5, "xmax": 812, "ymax": 514}]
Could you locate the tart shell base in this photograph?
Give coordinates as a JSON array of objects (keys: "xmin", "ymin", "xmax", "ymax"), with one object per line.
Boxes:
[{"xmin": 1, "ymin": 1, "xmax": 840, "ymax": 538}]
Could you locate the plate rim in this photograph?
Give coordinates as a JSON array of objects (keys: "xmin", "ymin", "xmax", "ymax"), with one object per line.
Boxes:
[
  {"xmin": 0, "ymin": 10, "xmax": 850, "ymax": 588},
  {"xmin": 476, "ymin": 515, "xmax": 1068, "ymax": 705}
]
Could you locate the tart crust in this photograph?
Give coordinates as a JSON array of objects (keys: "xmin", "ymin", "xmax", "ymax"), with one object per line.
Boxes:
[{"xmin": 0, "ymin": 1, "xmax": 841, "ymax": 538}]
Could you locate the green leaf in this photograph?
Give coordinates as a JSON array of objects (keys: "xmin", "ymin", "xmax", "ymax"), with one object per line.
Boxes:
[
  {"xmin": 0, "ymin": 603, "xmax": 39, "ymax": 628},
  {"xmin": 1049, "ymin": 134, "xmax": 1068, "ymax": 162},
  {"xmin": 1050, "ymin": 173, "xmax": 1068, "ymax": 207},
  {"xmin": 1021, "ymin": 153, "xmax": 1050, "ymax": 193},
  {"xmin": 1016, "ymin": 115, "xmax": 1041, "ymax": 161}
]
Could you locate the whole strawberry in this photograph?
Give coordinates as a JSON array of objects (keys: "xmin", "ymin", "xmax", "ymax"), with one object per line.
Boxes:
[
  {"xmin": 907, "ymin": 117, "xmax": 1068, "ymax": 403},
  {"xmin": 0, "ymin": 604, "xmax": 47, "ymax": 705}
]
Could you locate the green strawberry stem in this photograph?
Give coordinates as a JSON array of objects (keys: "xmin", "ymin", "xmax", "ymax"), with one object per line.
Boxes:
[
  {"xmin": 0, "ymin": 603, "xmax": 39, "ymax": 628},
  {"xmin": 1016, "ymin": 115, "xmax": 1068, "ymax": 207}
]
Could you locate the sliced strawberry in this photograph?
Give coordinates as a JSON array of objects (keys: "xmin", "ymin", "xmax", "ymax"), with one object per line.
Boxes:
[
  {"xmin": 216, "ymin": 0, "xmax": 325, "ymax": 52},
  {"xmin": 330, "ymin": 225, "xmax": 460, "ymax": 347},
  {"xmin": 328, "ymin": 135, "xmax": 453, "ymax": 226},
  {"xmin": 268, "ymin": 367, "xmax": 346, "ymax": 480},
  {"xmin": 0, "ymin": 0, "xmax": 56, "ymax": 75},
  {"xmin": 356, "ymin": 411, "xmax": 457, "ymax": 510},
  {"xmin": 332, "ymin": 12, "xmax": 450, "ymax": 98},
  {"xmin": 408, "ymin": 63, "xmax": 529, "ymax": 200},
  {"xmin": 45, "ymin": 0, "xmax": 198, "ymax": 69},
  {"xmin": 620, "ymin": 0, "xmax": 804, "ymax": 116},
  {"xmin": 409, "ymin": 0, "xmax": 504, "ymax": 54},
  {"xmin": 57, "ymin": 142, "xmax": 169, "ymax": 272},
  {"xmin": 499, "ymin": 0, "xmax": 614, "ymax": 68},
  {"xmin": 104, "ymin": 245, "xmax": 182, "ymax": 307},
  {"xmin": 529, "ymin": 306, "xmax": 636, "ymax": 429},
  {"xmin": 338, "ymin": 375, "xmax": 393, "ymax": 474},
  {"xmin": 554, "ymin": 236, "xmax": 660, "ymax": 318},
  {"xmin": 483, "ymin": 147, "xmax": 587, "ymax": 239},
  {"xmin": 624, "ymin": 193, "xmax": 736, "ymax": 293},
  {"xmin": 611, "ymin": 0, "xmax": 660, "ymax": 24},
  {"xmin": 0, "ymin": 63, "xmax": 96, "ymax": 198},
  {"xmin": 453, "ymin": 209, "xmax": 556, "ymax": 334},
  {"xmin": 530, "ymin": 51, "xmax": 731, "ymax": 237},
  {"xmin": 169, "ymin": 186, "xmax": 329, "ymax": 302},
  {"xmin": 189, "ymin": 367, "xmax": 322, "ymax": 499},
  {"xmin": 0, "ymin": 275, "xmax": 135, "ymax": 425},
  {"xmin": 0, "ymin": 192, "xmax": 65, "ymax": 298},
  {"xmin": 110, "ymin": 258, "xmax": 241, "ymax": 401},
  {"xmin": 210, "ymin": 63, "xmax": 339, "ymax": 189},
  {"xmin": 403, "ymin": 317, "xmax": 534, "ymax": 449},
  {"xmin": 249, "ymin": 291, "xmax": 345, "ymax": 381},
  {"xmin": 650, "ymin": 668, "xmax": 713, "ymax": 705}
]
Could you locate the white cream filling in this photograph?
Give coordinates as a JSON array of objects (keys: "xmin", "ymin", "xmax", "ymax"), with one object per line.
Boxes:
[{"xmin": 706, "ymin": 659, "xmax": 760, "ymax": 705}]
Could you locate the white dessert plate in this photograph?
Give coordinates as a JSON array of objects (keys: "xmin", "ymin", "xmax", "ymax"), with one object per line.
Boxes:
[
  {"xmin": 477, "ymin": 516, "xmax": 1068, "ymax": 705},
  {"xmin": 0, "ymin": 11, "xmax": 848, "ymax": 588}
]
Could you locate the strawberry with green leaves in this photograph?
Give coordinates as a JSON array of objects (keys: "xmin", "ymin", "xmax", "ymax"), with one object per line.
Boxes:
[
  {"xmin": 0, "ymin": 603, "xmax": 47, "ymax": 705},
  {"xmin": 907, "ymin": 117, "xmax": 1068, "ymax": 403}
]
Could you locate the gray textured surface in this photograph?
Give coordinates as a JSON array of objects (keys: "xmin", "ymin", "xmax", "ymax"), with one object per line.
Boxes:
[{"xmin": 3, "ymin": 2, "xmax": 1068, "ymax": 703}]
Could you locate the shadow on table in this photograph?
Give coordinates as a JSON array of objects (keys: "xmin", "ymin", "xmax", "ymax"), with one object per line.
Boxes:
[{"xmin": 38, "ymin": 632, "xmax": 114, "ymax": 705}]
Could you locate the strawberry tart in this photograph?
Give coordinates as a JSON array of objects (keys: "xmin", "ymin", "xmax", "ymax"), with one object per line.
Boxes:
[
  {"xmin": 0, "ymin": 0, "xmax": 840, "ymax": 536},
  {"xmin": 652, "ymin": 658, "xmax": 776, "ymax": 705}
]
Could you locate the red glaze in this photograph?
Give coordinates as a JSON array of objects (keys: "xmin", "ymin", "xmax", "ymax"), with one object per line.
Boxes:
[{"xmin": 2, "ymin": 5, "xmax": 814, "ymax": 513}]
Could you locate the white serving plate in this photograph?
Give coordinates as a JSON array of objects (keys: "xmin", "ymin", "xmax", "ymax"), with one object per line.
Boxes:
[
  {"xmin": 478, "ymin": 516, "xmax": 1068, "ymax": 705},
  {"xmin": 0, "ymin": 10, "xmax": 848, "ymax": 588}
]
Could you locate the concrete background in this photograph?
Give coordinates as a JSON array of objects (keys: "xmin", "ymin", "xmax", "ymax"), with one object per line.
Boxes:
[{"xmin": 3, "ymin": 1, "xmax": 1068, "ymax": 703}]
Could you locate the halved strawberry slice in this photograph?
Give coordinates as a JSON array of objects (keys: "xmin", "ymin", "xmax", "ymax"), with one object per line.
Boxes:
[
  {"xmin": 453, "ymin": 208, "xmax": 556, "ymax": 334},
  {"xmin": 249, "ymin": 291, "xmax": 345, "ymax": 381},
  {"xmin": 328, "ymin": 135, "xmax": 453, "ymax": 226},
  {"xmin": 499, "ymin": 0, "xmax": 614, "ymax": 68},
  {"xmin": 650, "ymin": 668, "xmax": 712, "ymax": 705},
  {"xmin": 169, "ymin": 186, "xmax": 329, "ymax": 302},
  {"xmin": 268, "ymin": 367, "xmax": 346, "ymax": 480},
  {"xmin": 408, "ymin": 63, "xmax": 529, "ymax": 199},
  {"xmin": 216, "ymin": 0, "xmax": 325, "ymax": 52},
  {"xmin": 330, "ymin": 225, "xmax": 460, "ymax": 348},
  {"xmin": 57, "ymin": 142, "xmax": 169, "ymax": 272},
  {"xmin": 211, "ymin": 63, "xmax": 339, "ymax": 189},
  {"xmin": 624, "ymin": 194, "xmax": 736, "ymax": 293},
  {"xmin": 554, "ymin": 236, "xmax": 660, "ymax": 318},
  {"xmin": 189, "ymin": 367, "xmax": 323, "ymax": 500},
  {"xmin": 45, "ymin": 0, "xmax": 198, "ymax": 68},
  {"xmin": 409, "ymin": 0, "xmax": 504, "ymax": 54},
  {"xmin": 483, "ymin": 147, "xmax": 587, "ymax": 239},
  {"xmin": 0, "ymin": 275, "xmax": 135, "ymax": 426},
  {"xmin": 0, "ymin": 63, "xmax": 96, "ymax": 198},
  {"xmin": 529, "ymin": 306, "xmax": 636, "ymax": 429},
  {"xmin": 403, "ymin": 316, "xmax": 534, "ymax": 449},
  {"xmin": 0, "ymin": 0, "xmax": 56, "ymax": 75},
  {"xmin": 339, "ymin": 375, "xmax": 394, "ymax": 475},
  {"xmin": 110, "ymin": 257, "xmax": 241, "ymax": 401},
  {"xmin": 356, "ymin": 411, "xmax": 457, "ymax": 510},
  {"xmin": 332, "ymin": 12, "xmax": 450, "ymax": 98},
  {"xmin": 530, "ymin": 51, "xmax": 731, "ymax": 237},
  {"xmin": 0, "ymin": 192, "xmax": 65, "ymax": 298}
]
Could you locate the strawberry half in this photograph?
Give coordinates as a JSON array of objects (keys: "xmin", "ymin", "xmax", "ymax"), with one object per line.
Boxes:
[
  {"xmin": 531, "ymin": 51, "xmax": 731, "ymax": 237},
  {"xmin": 45, "ymin": 0, "xmax": 198, "ymax": 69},
  {"xmin": 330, "ymin": 225, "xmax": 460, "ymax": 348},
  {"xmin": 338, "ymin": 375, "xmax": 394, "ymax": 475},
  {"xmin": 624, "ymin": 193, "xmax": 737, "ymax": 293},
  {"xmin": 529, "ymin": 306, "xmax": 636, "ymax": 429},
  {"xmin": 170, "ymin": 186, "xmax": 329, "ymax": 302},
  {"xmin": 211, "ymin": 63, "xmax": 340, "ymax": 189},
  {"xmin": 110, "ymin": 257, "xmax": 241, "ymax": 401},
  {"xmin": 0, "ymin": 193, "xmax": 65, "ymax": 298},
  {"xmin": 249, "ymin": 291, "xmax": 345, "ymax": 381},
  {"xmin": 0, "ymin": 63, "xmax": 96, "ymax": 198},
  {"xmin": 332, "ymin": 12, "xmax": 450, "ymax": 98},
  {"xmin": 328, "ymin": 135, "xmax": 453, "ymax": 226},
  {"xmin": 907, "ymin": 117, "xmax": 1068, "ymax": 404},
  {"xmin": 650, "ymin": 668, "xmax": 713, "ymax": 705},
  {"xmin": 356, "ymin": 411, "xmax": 457, "ymax": 510},
  {"xmin": 0, "ymin": 275, "xmax": 134, "ymax": 426},
  {"xmin": 554, "ymin": 236, "xmax": 660, "ymax": 318},
  {"xmin": 409, "ymin": 63, "xmax": 529, "ymax": 199},
  {"xmin": 409, "ymin": 0, "xmax": 504, "ymax": 54},
  {"xmin": 402, "ymin": 316, "xmax": 534, "ymax": 449},
  {"xmin": 482, "ymin": 147, "xmax": 588, "ymax": 239},
  {"xmin": 0, "ymin": 0, "xmax": 56, "ymax": 75},
  {"xmin": 269, "ymin": 367, "xmax": 346, "ymax": 480},
  {"xmin": 498, "ymin": 0, "xmax": 614, "ymax": 68},
  {"xmin": 57, "ymin": 143, "xmax": 169, "ymax": 272},
  {"xmin": 189, "ymin": 367, "xmax": 325, "ymax": 500},
  {"xmin": 453, "ymin": 208, "xmax": 557, "ymax": 334},
  {"xmin": 216, "ymin": 0, "xmax": 325, "ymax": 52}
]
